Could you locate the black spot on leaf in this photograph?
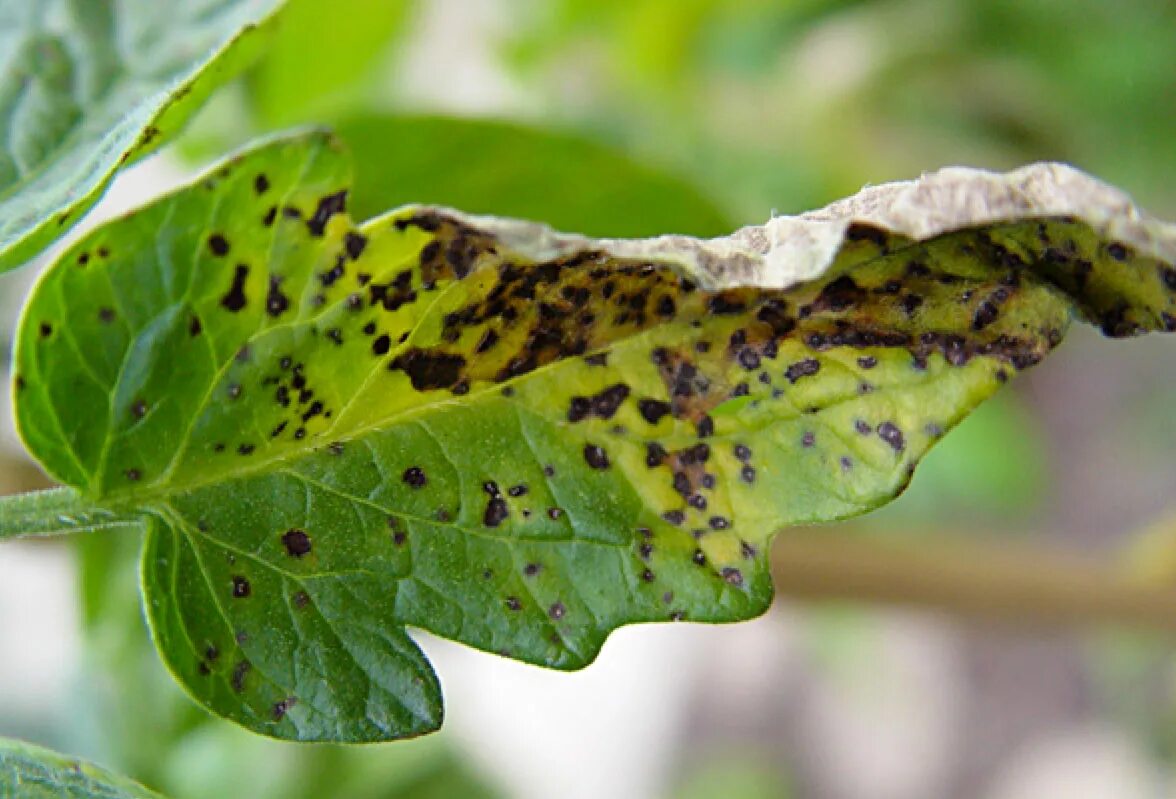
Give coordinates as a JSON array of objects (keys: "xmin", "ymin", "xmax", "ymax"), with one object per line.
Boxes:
[
  {"xmin": 282, "ymin": 529, "xmax": 312, "ymax": 557},
  {"xmin": 307, "ymin": 190, "xmax": 348, "ymax": 236},
  {"xmin": 403, "ymin": 467, "xmax": 427, "ymax": 488},
  {"xmin": 877, "ymin": 421, "xmax": 906, "ymax": 452},
  {"xmin": 583, "ymin": 444, "xmax": 610, "ymax": 469},
  {"xmin": 208, "ymin": 234, "xmax": 229, "ymax": 256},
  {"xmin": 221, "ymin": 264, "xmax": 249, "ymax": 312}
]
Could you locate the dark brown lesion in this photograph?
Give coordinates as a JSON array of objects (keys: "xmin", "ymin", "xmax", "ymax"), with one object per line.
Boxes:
[{"xmin": 377, "ymin": 212, "xmax": 1163, "ymax": 409}]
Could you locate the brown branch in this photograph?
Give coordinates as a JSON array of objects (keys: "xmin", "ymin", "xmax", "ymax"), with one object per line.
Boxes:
[{"xmin": 771, "ymin": 527, "xmax": 1176, "ymax": 631}]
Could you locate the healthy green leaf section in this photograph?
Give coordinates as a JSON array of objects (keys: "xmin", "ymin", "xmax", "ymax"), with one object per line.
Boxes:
[
  {"xmin": 0, "ymin": 0, "xmax": 285, "ymax": 273},
  {"xmin": 12, "ymin": 132, "xmax": 1176, "ymax": 742},
  {"xmin": 0, "ymin": 737, "xmax": 166, "ymax": 799}
]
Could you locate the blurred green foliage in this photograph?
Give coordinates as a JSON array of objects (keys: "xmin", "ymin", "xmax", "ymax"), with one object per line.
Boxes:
[
  {"xmin": 336, "ymin": 114, "xmax": 731, "ymax": 236},
  {"xmin": 504, "ymin": 0, "xmax": 1176, "ymax": 223}
]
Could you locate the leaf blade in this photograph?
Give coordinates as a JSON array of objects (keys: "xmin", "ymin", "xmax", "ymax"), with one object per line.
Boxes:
[
  {"xmin": 14, "ymin": 132, "xmax": 1175, "ymax": 741},
  {"xmin": 0, "ymin": 0, "xmax": 286, "ymax": 272},
  {"xmin": 0, "ymin": 737, "xmax": 167, "ymax": 799}
]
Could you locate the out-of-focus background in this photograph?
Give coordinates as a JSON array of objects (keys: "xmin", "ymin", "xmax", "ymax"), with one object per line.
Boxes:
[{"xmin": 2, "ymin": 1, "xmax": 1176, "ymax": 797}]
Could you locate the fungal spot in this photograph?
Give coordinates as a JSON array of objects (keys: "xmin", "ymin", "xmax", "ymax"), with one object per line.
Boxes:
[
  {"xmin": 543, "ymin": 465, "xmax": 556, "ymax": 477},
  {"xmin": 707, "ymin": 292, "xmax": 746, "ymax": 314},
  {"xmin": 293, "ymin": 591, "xmax": 310, "ymax": 609},
  {"xmin": 840, "ymin": 455, "xmax": 854, "ymax": 471},
  {"xmin": 524, "ymin": 563, "xmax": 541, "ymax": 577},
  {"xmin": 696, "ymin": 416, "xmax": 715, "ymax": 438},
  {"xmin": 709, "ymin": 516, "xmax": 730, "ymax": 530},
  {"xmin": 476, "ymin": 329, "xmax": 499, "ymax": 354},
  {"xmin": 484, "ymin": 497, "xmax": 509, "ymax": 527},
  {"xmin": 646, "ymin": 442, "xmax": 667, "ymax": 468},
  {"xmin": 567, "ymin": 397, "xmax": 590, "ymax": 422},
  {"xmin": 227, "ymin": 383, "xmax": 242, "ymax": 400},
  {"xmin": 208, "ymin": 234, "xmax": 230, "ymax": 257},
  {"xmin": 877, "ymin": 421, "xmax": 906, "ymax": 452},
  {"xmin": 372, "ymin": 334, "xmax": 391, "ymax": 356},
  {"xmin": 590, "ymin": 384, "xmax": 630, "ymax": 419},
  {"xmin": 638, "ymin": 399, "xmax": 671, "ymax": 425},
  {"xmin": 402, "ymin": 467, "xmax": 427, "ymax": 488},
  {"xmin": 98, "ymin": 307, "xmax": 116, "ymax": 324},
  {"xmin": 254, "ymin": 174, "xmax": 270, "ymax": 194},
  {"xmin": 237, "ymin": 443, "xmax": 255, "ymax": 456},
  {"xmin": 740, "ymin": 465, "xmax": 756, "ymax": 483},
  {"xmin": 131, "ymin": 399, "xmax": 148, "ymax": 419},
  {"xmin": 548, "ymin": 602, "xmax": 566, "ymax": 620},
  {"xmin": 266, "ymin": 276, "xmax": 290, "ymax": 317},
  {"xmin": 282, "ymin": 529, "xmax": 312, "ymax": 557},
  {"xmin": 546, "ymin": 507, "xmax": 564, "ymax": 520},
  {"xmin": 272, "ymin": 697, "xmax": 296, "ymax": 720},
  {"xmin": 662, "ymin": 509, "xmax": 686, "ymax": 526},
  {"xmin": 38, "ymin": 322, "xmax": 52, "ymax": 338},
  {"xmin": 390, "ymin": 349, "xmax": 467, "ymax": 391},
  {"xmin": 801, "ymin": 432, "xmax": 815, "ymax": 448},
  {"xmin": 854, "ymin": 419, "xmax": 871, "ymax": 435},
  {"xmin": 189, "ymin": 316, "xmax": 203, "ymax": 336},
  {"xmin": 231, "ymin": 661, "xmax": 251, "ymax": 692},
  {"xmin": 125, "ymin": 468, "xmax": 142, "ymax": 481},
  {"xmin": 307, "ymin": 190, "xmax": 348, "ymax": 236},
  {"xmin": 1107, "ymin": 242, "xmax": 1128, "ymax": 261},
  {"xmin": 721, "ymin": 567, "xmax": 744, "ymax": 587},
  {"xmin": 505, "ymin": 596, "xmax": 522, "ymax": 611},
  {"xmin": 785, "ymin": 358, "xmax": 821, "ymax": 383},
  {"xmin": 345, "ymin": 231, "xmax": 367, "ymax": 259},
  {"xmin": 857, "ymin": 355, "xmax": 877, "ymax": 369},
  {"xmin": 583, "ymin": 444, "xmax": 610, "ymax": 469},
  {"xmin": 231, "ymin": 576, "xmax": 251, "ymax": 598},
  {"xmin": 220, "ymin": 264, "xmax": 249, "ymax": 312}
]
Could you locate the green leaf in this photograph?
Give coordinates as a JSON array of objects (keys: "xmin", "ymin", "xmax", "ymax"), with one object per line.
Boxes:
[
  {"xmin": 335, "ymin": 114, "xmax": 734, "ymax": 238},
  {"xmin": 0, "ymin": 737, "xmax": 166, "ymax": 799},
  {"xmin": 0, "ymin": 0, "xmax": 286, "ymax": 273},
  {"xmin": 11, "ymin": 131, "xmax": 1175, "ymax": 742},
  {"xmin": 245, "ymin": 0, "xmax": 411, "ymax": 127}
]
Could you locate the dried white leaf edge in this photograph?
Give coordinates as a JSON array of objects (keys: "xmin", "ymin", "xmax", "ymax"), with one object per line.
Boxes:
[{"xmin": 446, "ymin": 162, "xmax": 1176, "ymax": 290}]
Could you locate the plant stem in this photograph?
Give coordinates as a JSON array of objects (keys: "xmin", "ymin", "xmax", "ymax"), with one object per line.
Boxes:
[
  {"xmin": 0, "ymin": 488, "xmax": 144, "ymax": 541},
  {"xmin": 772, "ymin": 528, "xmax": 1176, "ymax": 632}
]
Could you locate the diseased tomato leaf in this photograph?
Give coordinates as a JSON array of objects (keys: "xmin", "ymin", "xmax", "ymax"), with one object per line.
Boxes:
[
  {"xmin": 12, "ymin": 131, "xmax": 1175, "ymax": 741},
  {"xmin": 0, "ymin": 737, "xmax": 167, "ymax": 799}
]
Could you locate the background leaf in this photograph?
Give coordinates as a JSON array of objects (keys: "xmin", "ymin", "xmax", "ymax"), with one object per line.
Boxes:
[
  {"xmin": 245, "ymin": 0, "xmax": 411, "ymax": 128},
  {"xmin": 335, "ymin": 114, "xmax": 733, "ymax": 238},
  {"xmin": 0, "ymin": 737, "xmax": 166, "ymax": 799},
  {"xmin": 0, "ymin": 0, "xmax": 286, "ymax": 273},
  {"xmin": 11, "ymin": 132, "xmax": 1175, "ymax": 742}
]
